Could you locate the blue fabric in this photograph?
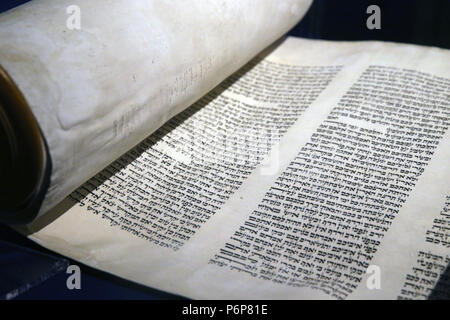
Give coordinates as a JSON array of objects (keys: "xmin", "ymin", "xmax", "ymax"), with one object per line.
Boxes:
[
  {"xmin": 0, "ymin": 240, "xmax": 68, "ymax": 299},
  {"xmin": 0, "ymin": 224, "xmax": 184, "ymax": 299}
]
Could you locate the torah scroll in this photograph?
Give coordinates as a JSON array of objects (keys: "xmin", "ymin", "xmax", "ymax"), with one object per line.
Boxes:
[{"xmin": 0, "ymin": 0, "xmax": 312, "ymax": 223}]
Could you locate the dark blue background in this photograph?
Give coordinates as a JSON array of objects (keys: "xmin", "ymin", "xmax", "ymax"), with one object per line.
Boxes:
[{"xmin": 1, "ymin": 0, "xmax": 449, "ymax": 299}]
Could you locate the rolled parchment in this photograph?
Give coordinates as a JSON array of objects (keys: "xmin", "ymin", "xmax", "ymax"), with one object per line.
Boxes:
[{"xmin": 0, "ymin": 0, "xmax": 312, "ymax": 223}]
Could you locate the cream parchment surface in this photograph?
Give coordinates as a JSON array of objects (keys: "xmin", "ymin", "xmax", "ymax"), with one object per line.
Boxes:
[
  {"xmin": 0, "ymin": 0, "xmax": 312, "ymax": 217},
  {"xmin": 22, "ymin": 37, "xmax": 450, "ymax": 299}
]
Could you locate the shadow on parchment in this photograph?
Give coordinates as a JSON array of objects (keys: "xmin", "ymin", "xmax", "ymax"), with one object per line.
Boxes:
[
  {"xmin": 20, "ymin": 37, "xmax": 284, "ymax": 234},
  {"xmin": 428, "ymin": 263, "xmax": 450, "ymax": 300}
]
